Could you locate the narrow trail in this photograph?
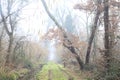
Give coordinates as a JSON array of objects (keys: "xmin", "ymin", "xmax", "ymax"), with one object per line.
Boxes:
[
  {"xmin": 18, "ymin": 62, "xmax": 84, "ymax": 80},
  {"xmin": 36, "ymin": 62, "xmax": 83, "ymax": 80}
]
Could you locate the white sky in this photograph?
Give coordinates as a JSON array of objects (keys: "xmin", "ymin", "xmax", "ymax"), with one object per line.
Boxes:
[
  {"xmin": 17, "ymin": 0, "xmax": 90, "ymax": 59},
  {"xmin": 18, "ymin": 0, "xmax": 89, "ymax": 41}
]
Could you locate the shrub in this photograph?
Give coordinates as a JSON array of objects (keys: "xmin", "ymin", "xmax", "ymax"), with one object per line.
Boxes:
[
  {"xmin": 93, "ymin": 58, "xmax": 120, "ymax": 80},
  {"xmin": 0, "ymin": 67, "xmax": 19, "ymax": 80}
]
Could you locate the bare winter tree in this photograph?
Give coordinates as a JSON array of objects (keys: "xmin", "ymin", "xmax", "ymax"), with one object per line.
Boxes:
[
  {"xmin": 103, "ymin": 0, "xmax": 111, "ymax": 72},
  {"xmin": 85, "ymin": 0, "xmax": 102, "ymax": 64},
  {"xmin": 0, "ymin": 0, "xmax": 28, "ymax": 66},
  {"xmin": 0, "ymin": 27, "xmax": 4, "ymax": 51},
  {"xmin": 74, "ymin": 0, "xmax": 103, "ymax": 64}
]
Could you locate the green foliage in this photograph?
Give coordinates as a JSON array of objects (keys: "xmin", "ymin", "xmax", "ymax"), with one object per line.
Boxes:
[
  {"xmin": 0, "ymin": 67, "xmax": 29, "ymax": 80},
  {"xmin": 17, "ymin": 68, "xmax": 29, "ymax": 75},
  {"xmin": 84, "ymin": 78, "xmax": 92, "ymax": 80},
  {"xmin": 36, "ymin": 62, "xmax": 72, "ymax": 80},
  {"xmin": 0, "ymin": 67, "xmax": 19, "ymax": 80},
  {"xmin": 104, "ymin": 59, "xmax": 120, "ymax": 80},
  {"xmin": 94, "ymin": 59, "xmax": 120, "ymax": 80},
  {"xmin": 14, "ymin": 53, "xmax": 33, "ymax": 69},
  {"xmin": 23, "ymin": 58, "xmax": 33, "ymax": 69}
]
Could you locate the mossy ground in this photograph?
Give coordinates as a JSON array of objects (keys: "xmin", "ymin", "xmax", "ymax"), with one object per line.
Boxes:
[{"xmin": 36, "ymin": 62, "xmax": 75, "ymax": 80}]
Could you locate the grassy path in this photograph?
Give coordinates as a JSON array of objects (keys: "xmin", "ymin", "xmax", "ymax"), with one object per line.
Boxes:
[{"xmin": 36, "ymin": 62, "xmax": 76, "ymax": 80}]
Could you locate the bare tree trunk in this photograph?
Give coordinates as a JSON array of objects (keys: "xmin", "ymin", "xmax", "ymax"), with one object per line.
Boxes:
[
  {"xmin": 0, "ymin": 27, "xmax": 4, "ymax": 51},
  {"xmin": 64, "ymin": 45, "xmax": 84, "ymax": 70},
  {"xmin": 5, "ymin": 34, "xmax": 13, "ymax": 66},
  {"xmin": 85, "ymin": 0, "xmax": 102, "ymax": 64},
  {"xmin": 104, "ymin": 0, "xmax": 110, "ymax": 72},
  {"xmin": 8, "ymin": 34, "xmax": 13, "ymax": 53},
  {"xmin": 0, "ymin": 1, "xmax": 14, "ymax": 66},
  {"xmin": 48, "ymin": 69, "xmax": 52, "ymax": 80}
]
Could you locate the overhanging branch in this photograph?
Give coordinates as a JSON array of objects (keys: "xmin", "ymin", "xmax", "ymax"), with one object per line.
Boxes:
[{"xmin": 41, "ymin": 0, "xmax": 63, "ymax": 30}]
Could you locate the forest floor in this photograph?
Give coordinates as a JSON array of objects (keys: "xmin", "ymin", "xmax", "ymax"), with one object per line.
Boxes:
[
  {"xmin": 18, "ymin": 61, "xmax": 92, "ymax": 80},
  {"xmin": 35, "ymin": 61, "xmax": 89, "ymax": 80}
]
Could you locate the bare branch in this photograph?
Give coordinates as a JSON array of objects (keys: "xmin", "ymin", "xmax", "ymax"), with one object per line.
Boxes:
[{"xmin": 41, "ymin": 0, "xmax": 63, "ymax": 30}]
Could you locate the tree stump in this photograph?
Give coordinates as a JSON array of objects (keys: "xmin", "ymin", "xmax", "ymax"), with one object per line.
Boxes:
[
  {"xmin": 68, "ymin": 77, "xmax": 74, "ymax": 80},
  {"xmin": 48, "ymin": 69, "xmax": 52, "ymax": 80}
]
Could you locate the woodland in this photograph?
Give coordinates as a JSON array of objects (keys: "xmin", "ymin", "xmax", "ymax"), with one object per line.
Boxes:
[{"xmin": 0, "ymin": 0, "xmax": 120, "ymax": 80}]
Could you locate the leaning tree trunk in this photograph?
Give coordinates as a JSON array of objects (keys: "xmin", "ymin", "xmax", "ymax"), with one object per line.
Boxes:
[
  {"xmin": 85, "ymin": 0, "xmax": 102, "ymax": 64},
  {"xmin": 64, "ymin": 45, "xmax": 84, "ymax": 70},
  {"xmin": 41, "ymin": 0, "xmax": 84, "ymax": 70}
]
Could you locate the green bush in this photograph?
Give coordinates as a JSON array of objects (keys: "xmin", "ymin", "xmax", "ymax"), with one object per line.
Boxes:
[
  {"xmin": 94, "ymin": 59, "xmax": 120, "ymax": 80},
  {"xmin": 23, "ymin": 58, "xmax": 33, "ymax": 69},
  {"xmin": 0, "ymin": 67, "xmax": 19, "ymax": 80}
]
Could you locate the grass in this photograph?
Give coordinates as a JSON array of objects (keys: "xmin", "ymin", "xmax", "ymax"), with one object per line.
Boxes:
[
  {"xmin": 0, "ymin": 67, "xmax": 30, "ymax": 80},
  {"xmin": 36, "ymin": 62, "xmax": 72, "ymax": 80}
]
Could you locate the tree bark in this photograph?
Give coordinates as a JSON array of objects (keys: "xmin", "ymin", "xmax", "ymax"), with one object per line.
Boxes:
[
  {"xmin": 104, "ymin": 0, "xmax": 110, "ymax": 72},
  {"xmin": 64, "ymin": 45, "xmax": 84, "ymax": 70},
  {"xmin": 5, "ymin": 34, "xmax": 13, "ymax": 66},
  {"xmin": 85, "ymin": 0, "xmax": 102, "ymax": 64},
  {"xmin": 0, "ymin": 27, "xmax": 4, "ymax": 51}
]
